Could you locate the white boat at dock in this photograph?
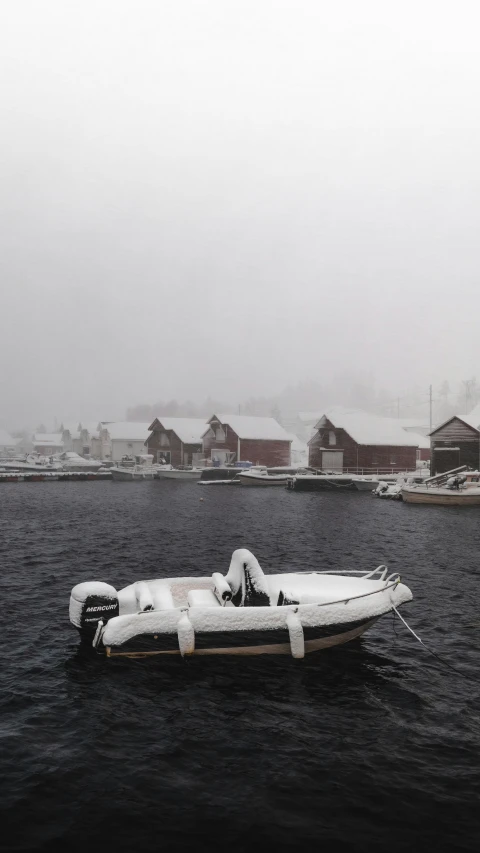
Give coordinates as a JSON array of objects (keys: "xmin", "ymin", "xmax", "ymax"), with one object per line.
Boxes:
[
  {"xmin": 236, "ymin": 466, "xmax": 291, "ymax": 486},
  {"xmin": 355, "ymin": 470, "xmax": 429, "ymax": 493},
  {"xmin": 69, "ymin": 548, "xmax": 412, "ymax": 659},
  {"xmin": 157, "ymin": 467, "xmax": 204, "ymax": 480},
  {"xmin": 111, "ymin": 465, "xmax": 158, "ymax": 481},
  {"xmin": 401, "ymin": 467, "xmax": 480, "ymax": 505},
  {"xmin": 111, "ymin": 453, "xmax": 165, "ymax": 481}
]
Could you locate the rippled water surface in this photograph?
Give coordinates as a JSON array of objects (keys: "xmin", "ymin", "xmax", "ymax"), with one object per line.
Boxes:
[{"xmin": 1, "ymin": 482, "xmax": 480, "ymax": 852}]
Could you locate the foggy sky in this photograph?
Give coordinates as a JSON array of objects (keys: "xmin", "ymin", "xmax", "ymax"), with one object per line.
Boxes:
[{"xmin": 2, "ymin": 0, "xmax": 480, "ymax": 427}]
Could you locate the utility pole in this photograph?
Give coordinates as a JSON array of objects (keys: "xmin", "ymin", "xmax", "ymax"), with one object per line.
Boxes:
[
  {"xmin": 429, "ymin": 385, "xmax": 433, "ymax": 433},
  {"xmin": 462, "ymin": 379, "xmax": 472, "ymax": 414}
]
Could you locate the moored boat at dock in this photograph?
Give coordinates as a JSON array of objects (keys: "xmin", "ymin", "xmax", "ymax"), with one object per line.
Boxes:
[
  {"xmin": 157, "ymin": 466, "xmax": 204, "ymax": 480},
  {"xmin": 111, "ymin": 465, "xmax": 157, "ymax": 481},
  {"xmin": 401, "ymin": 466, "xmax": 480, "ymax": 505},
  {"xmin": 236, "ymin": 466, "xmax": 291, "ymax": 486}
]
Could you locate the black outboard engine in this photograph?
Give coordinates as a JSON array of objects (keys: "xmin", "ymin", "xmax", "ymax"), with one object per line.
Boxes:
[{"xmin": 69, "ymin": 581, "xmax": 119, "ymax": 644}]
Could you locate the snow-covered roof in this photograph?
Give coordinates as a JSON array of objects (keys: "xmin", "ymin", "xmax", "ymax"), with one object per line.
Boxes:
[
  {"xmin": 0, "ymin": 430, "xmax": 19, "ymax": 448},
  {"xmin": 149, "ymin": 418, "xmax": 207, "ymax": 444},
  {"xmin": 102, "ymin": 422, "xmax": 151, "ymax": 441},
  {"xmin": 33, "ymin": 433, "xmax": 64, "ymax": 445},
  {"xmin": 311, "ymin": 407, "xmax": 422, "ymax": 447},
  {"xmin": 62, "ymin": 422, "xmax": 101, "ymax": 438},
  {"xmin": 206, "ymin": 415, "xmax": 292, "ymax": 442},
  {"xmin": 297, "ymin": 411, "xmax": 325, "ymax": 424},
  {"xmin": 430, "ymin": 407, "xmax": 480, "ymax": 436}
]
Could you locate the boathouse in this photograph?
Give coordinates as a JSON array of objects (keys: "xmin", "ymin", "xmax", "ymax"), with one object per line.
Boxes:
[
  {"xmin": 62, "ymin": 423, "xmax": 101, "ymax": 457},
  {"xmin": 202, "ymin": 415, "xmax": 292, "ymax": 466},
  {"xmin": 99, "ymin": 422, "xmax": 151, "ymax": 462},
  {"xmin": 429, "ymin": 406, "xmax": 480, "ymax": 475},
  {"xmin": 32, "ymin": 433, "xmax": 64, "ymax": 455},
  {"xmin": 308, "ymin": 408, "xmax": 421, "ymax": 473},
  {"xmin": 146, "ymin": 418, "xmax": 207, "ymax": 466}
]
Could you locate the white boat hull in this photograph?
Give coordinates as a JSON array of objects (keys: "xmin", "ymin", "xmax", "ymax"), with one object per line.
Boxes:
[
  {"xmin": 105, "ymin": 619, "xmax": 377, "ymax": 658},
  {"xmin": 158, "ymin": 469, "xmax": 203, "ymax": 479},
  {"xmin": 111, "ymin": 467, "xmax": 156, "ymax": 481},
  {"xmin": 401, "ymin": 485, "xmax": 480, "ymax": 505},
  {"xmin": 237, "ymin": 473, "xmax": 290, "ymax": 486},
  {"xmin": 353, "ymin": 479, "xmax": 379, "ymax": 491}
]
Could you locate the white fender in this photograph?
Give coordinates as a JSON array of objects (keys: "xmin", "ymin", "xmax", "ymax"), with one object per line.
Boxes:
[
  {"xmin": 177, "ymin": 611, "xmax": 195, "ymax": 657},
  {"xmin": 286, "ymin": 610, "xmax": 305, "ymax": 659}
]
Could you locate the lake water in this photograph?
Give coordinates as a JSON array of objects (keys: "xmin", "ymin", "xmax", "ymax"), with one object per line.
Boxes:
[{"xmin": 1, "ymin": 482, "xmax": 479, "ymax": 852}]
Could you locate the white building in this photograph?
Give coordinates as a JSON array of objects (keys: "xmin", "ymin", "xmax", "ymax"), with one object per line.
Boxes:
[
  {"xmin": 62, "ymin": 423, "xmax": 102, "ymax": 457},
  {"xmin": 99, "ymin": 422, "xmax": 152, "ymax": 462},
  {"xmin": 33, "ymin": 433, "xmax": 64, "ymax": 454},
  {"xmin": 0, "ymin": 430, "xmax": 21, "ymax": 455}
]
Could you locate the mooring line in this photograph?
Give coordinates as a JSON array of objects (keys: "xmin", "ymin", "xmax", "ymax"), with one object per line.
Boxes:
[{"xmin": 392, "ymin": 605, "xmax": 480, "ymax": 684}]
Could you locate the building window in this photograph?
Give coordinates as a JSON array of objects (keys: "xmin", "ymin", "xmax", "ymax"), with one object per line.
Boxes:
[
  {"xmin": 215, "ymin": 426, "xmax": 226, "ymax": 442},
  {"xmin": 160, "ymin": 433, "xmax": 170, "ymax": 447},
  {"xmin": 329, "ymin": 431, "xmax": 336, "ymax": 446},
  {"xmin": 390, "ymin": 457, "xmax": 396, "ymax": 465}
]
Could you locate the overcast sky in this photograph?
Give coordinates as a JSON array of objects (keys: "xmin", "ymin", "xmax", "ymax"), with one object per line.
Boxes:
[{"xmin": 1, "ymin": 0, "xmax": 480, "ymax": 427}]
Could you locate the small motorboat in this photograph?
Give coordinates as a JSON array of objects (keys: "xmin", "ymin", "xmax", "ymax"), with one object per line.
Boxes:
[
  {"xmin": 401, "ymin": 467, "xmax": 480, "ymax": 505},
  {"xmin": 55, "ymin": 452, "xmax": 104, "ymax": 472},
  {"xmin": 373, "ymin": 481, "xmax": 403, "ymax": 499},
  {"xmin": 236, "ymin": 466, "xmax": 291, "ymax": 486},
  {"xmin": 69, "ymin": 549, "xmax": 412, "ymax": 659},
  {"xmin": 353, "ymin": 477, "xmax": 382, "ymax": 492},
  {"xmin": 111, "ymin": 464, "xmax": 157, "ymax": 481},
  {"xmin": 157, "ymin": 466, "xmax": 204, "ymax": 480}
]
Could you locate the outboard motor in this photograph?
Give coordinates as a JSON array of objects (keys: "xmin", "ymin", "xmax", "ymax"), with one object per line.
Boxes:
[{"xmin": 69, "ymin": 581, "xmax": 119, "ymax": 644}]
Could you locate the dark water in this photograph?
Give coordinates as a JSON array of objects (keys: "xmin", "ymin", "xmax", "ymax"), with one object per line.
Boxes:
[{"xmin": 1, "ymin": 482, "xmax": 479, "ymax": 853}]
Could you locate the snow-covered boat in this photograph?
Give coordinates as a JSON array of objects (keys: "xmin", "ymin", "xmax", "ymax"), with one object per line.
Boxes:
[
  {"xmin": 353, "ymin": 477, "xmax": 382, "ymax": 492},
  {"xmin": 0, "ymin": 454, "xmax": 63, "ymax": 472},
  {"xmin": 373, "ymin": 481, "xmax": 403, "ymax": 499},
  {"xmin": 401, "ymin": 468, "xmax": 480, "ymax": 505},
  {"xmin": 55, "ymin": 452, "xmax": 104, "ymax": 472},
  {"xmin": 69, "ymin": 549, "xmax": 412, "ymax": 659},
  {"xmin": 236, "ymin": 467, "xmax": 291, "ymax": 486},
  {"xmin": 111, "ymin": 464, "xmax": 157, "ymax": 481},
  {"xmin": 157, "ymin": 467, "xmax": 204, "ymax": 480}
]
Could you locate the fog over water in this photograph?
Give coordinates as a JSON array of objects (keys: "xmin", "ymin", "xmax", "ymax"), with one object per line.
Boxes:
[{"xmin": 2, "ymin": 1, "xmax": 480, "ymax": 427}]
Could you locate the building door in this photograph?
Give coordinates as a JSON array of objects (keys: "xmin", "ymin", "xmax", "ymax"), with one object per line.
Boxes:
[
  {"xmin": 433, "ymin": 447, "xmax": 460, "ymax": 475},
  {"xmin": 321, "ymin": 451, "xmax": 343, "ymax": 472}
]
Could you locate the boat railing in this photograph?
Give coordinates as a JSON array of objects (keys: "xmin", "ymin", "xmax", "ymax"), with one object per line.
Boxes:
[
  {"xmin": 312, "ymin": 575, "xmax": 401, "ymax": 608},
  {"xmin": 305, "ymin": 565, "xmax": 400, "ymax": 583}
]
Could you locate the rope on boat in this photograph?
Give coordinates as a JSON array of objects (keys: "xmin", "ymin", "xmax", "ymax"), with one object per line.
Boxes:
[{"xmin": 391, "ymin": 605, "xmax": 480, "ymax": 683}]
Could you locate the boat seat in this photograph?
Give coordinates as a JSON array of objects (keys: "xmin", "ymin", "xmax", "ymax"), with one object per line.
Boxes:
[
  {"xmin": 187, "ymin": 589, "xmax": 221, "ymax": 608},
  {"xmin": 225, "ymin": 549, "xmax": 271, "ymax": 607},
  {"xmin": 152, "ymin": 587, "xmax": 175, "ymax": 610}
]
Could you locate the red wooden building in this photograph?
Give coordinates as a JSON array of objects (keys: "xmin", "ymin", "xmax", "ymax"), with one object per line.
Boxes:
[
  {"xmin": 202, "ymin": 414, "xmax": 292, "ymax": 467},
  {"xmin": 146, "ymin": 418, "xmax": 207, "ymax": 466},
  {"xmin": 429, "ymin": 408, "xmax": 480, "ymax": 474},
  {"xmin": 308, "ymin": 408, "xmax": 422, "ymax": 473}
]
